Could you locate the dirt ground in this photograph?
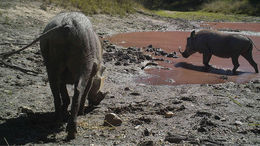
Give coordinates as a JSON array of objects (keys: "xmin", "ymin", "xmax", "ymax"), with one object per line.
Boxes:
[{"xmin": 0, "ymin": 0, "xmax": 260, "ymax": 145}]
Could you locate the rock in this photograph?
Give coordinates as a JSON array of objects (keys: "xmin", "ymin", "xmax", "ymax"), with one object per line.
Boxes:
[
  {"xmin": 130, "ymin": 92, "xmax": 141, "ymax": 96},
  {"xmin": 220, "ymin": 118, "xmax": 226, "ymax": 121},
  {"xmin": 177, "ymin": 105, "xmax": 186, "ymax": 111},
  {"xmin": 145, "ymin": 62, "xmax": 158, "ymax": 67},
  {"xmin": 104, "ymin": 113, "xmax": 122, "ymax": 127},
  {"xmin": 115, "ymin": 61, "xmax": 121, "ymax": 66},
  {"xmin": 251, "ymin": 79, "xmax": 260, "ymax": 83},
  {"xmin": 234, "ymin": 121, "xmax": 243, "ymax": 126},
  {"xmin": 160, "ymin": 51, "xmax": 168, "ymax": 56},
  {"xmin": 214, "ymin": 115, "xmax": 221, "ymax": 120},
  {"xmin": 195, "ymin": 111, "xmax": 212, "ymax": 117},
  {"xmin": 146, "ymin": 48, "xmax": 154, "ymax": 52},
  {"xmin": 219, "ymin": 75, "xmax": 228, "ymax": 80},
  {"xmin": 138, "ymin": 140, "xmax": 153, "ymax": 146},
  {"xmin": 144, "ymin": 54, "xmax": 153, "ymax": 60},
  {"xmin": 144, "ymin": 128, "xmax": 150, "ymax": 136},
  {"xmin": 167, "ymin": 52, "xmax": 178, "ymax": 58},
  {"xmin": 135, "ymin": 125, "xmax": 141, "ymax": 129},
  {"xmin": 109, "ymin": 44, "xmax": 116, "ymax": 49},
  {"xmin": 165, "ymin": 133, "xmax": 187, "ymax": 144},
  {"xmin": 153, "ymin": 58, "xmax": 164, "ymax": 61},
  {"xmin": 19, "ymin": 106, "xmax": 34, "ymax": 114},
  {"xmin": 165, "ymin": 111, "xmax": 174, "ymax": 118},
  {"xmin": 124, "ymin": 87, "xmax": 132, "ymax": 91},
  {"xmin": 16, "ymin": 75, "xmax": 22, "ymax": 79}
]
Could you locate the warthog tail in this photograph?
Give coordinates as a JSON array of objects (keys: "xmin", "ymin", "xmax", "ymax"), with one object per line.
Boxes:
[
  {"xmin": 0, "ymin": 24, "xmax": 68, "ymax": 58},
  {"xmin": 247, "ymin": 36, "xmax": 260, "ymax": 51}
]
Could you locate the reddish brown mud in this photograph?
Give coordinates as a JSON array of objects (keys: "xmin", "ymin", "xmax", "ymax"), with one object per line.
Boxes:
[{"xmin": 108, "ymin": 31, "xmax": 260, "ymax": 85}]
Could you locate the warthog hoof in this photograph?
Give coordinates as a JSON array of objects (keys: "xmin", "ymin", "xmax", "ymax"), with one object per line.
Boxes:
[
  {"xmin": 66, "ymin": 132, "xmax": 76, "ymax": 141},
  {"xmin": 66, "ymin": 121, "xmax": 77, "ymax": 140}
]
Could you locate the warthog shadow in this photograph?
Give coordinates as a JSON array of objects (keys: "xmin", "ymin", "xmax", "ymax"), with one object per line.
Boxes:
[
  {"xmin": 175, "ymin": 62, "xmax": 247, "ymax": 75},
  {"xmin": 0, "ymin": 105, "xmax": 99, "ymax": 145},
  {"xmin": 0, "ymin": 112, "xmax": 64, "ymax": 145}
]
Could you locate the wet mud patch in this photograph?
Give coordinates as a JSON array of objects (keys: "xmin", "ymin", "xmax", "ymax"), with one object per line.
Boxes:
[{"xmin": 108, "ymin": 31, "xmax": 260, "ymax": 85}]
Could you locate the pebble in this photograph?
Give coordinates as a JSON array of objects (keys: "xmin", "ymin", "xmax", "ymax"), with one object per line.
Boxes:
[
  {"xmin": 130, "ymin": 92, "xmax": 141, "ymax": 96},
  {"xmin": 104, "ymin": 113, "xmax": 122, "ymax": 126},
  {"xmin": 165, "ymin": 111, "xmax": 174, "ymax": 118},
  {"xmin": 19, "ymin": 106, "xmax": 34, "ymax": 114},
  {"xmin": 144, "ymin": 128, "xmax": 150, "ymax": 136},
  {"xmin": 134, "ymin": 125, "xmax": 141, "ymax": 129},
  {"xmin": 145, "ymin": 62, "xmax": 158, "ymax": 67},
  {"xmin": 234, "ymin": 121, "xmax": 243, "ymax": 126},
  {"xmin": 124, "ymin": 87, "xmax": 132, "ymax": 91}
]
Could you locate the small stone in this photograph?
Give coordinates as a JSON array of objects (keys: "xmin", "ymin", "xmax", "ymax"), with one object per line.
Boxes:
[
  {"xmin": 219, "ymin": 75, "xmax": 228, "ymax": 80},
  {"xmin": 165, "ymin": 111, "xmax": 174, "ymax": 118},
  {"xmin": 138, "ymin": 140, "xmax": 153, "ymax": 146},
  {"xmin": 144, "ymin": 128, "xmax": 150, "ymax": 136},
  {"xmin": 124, "ymin": 87, "xmax": 131, "ymax": 91},
  {"xmin": 115, "ymin": 61, "xmax": 121, "ymax": 66},
  {"xmin": 130, "ymin": 92, "xmax": 141, "ymax": 96},
  {"xmin": 144, "ymin": 55, "xmax": 153, "ymax": 60},
  {"xmin": 145, "ymin": 62, "xmax": 158, "ymax": 67},
  {"xmin": 135, "ymin": 125, "xmax": 141, "ymax": 129},
  {"xmin": 16, "ymin": 75, "xmax": 22, "ymax": 79},
  {"xmin": 214, "ymin": 115, "xmax": 221, "ymax": 120},
  {"xmin": 234, "ymin": 121, "xmax": 243, "ymax": 126},
  {"xmin": 165, "ymin": 133, "xmax": 186, "ymax": 144},
  {"xmin": 220, "ymin": 118, "xmax": 226, "ymax": 121},
  {"xmin": 148, "ymin": 44, "xmax": 153, "ymax": 48},
  {"xmin": 19, "ymin": 106, "xmax": 34, "ymax": 114},
  {"xmin": 109, "ymin": 44, "xmax": 116, "ymax": 49},
  {"xmin": 104, "ymin": 113, "xmax": 122, "ymax": 126}
]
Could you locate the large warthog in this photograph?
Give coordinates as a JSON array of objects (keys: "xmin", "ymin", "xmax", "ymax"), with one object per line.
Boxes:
[
  {"xmin": 179, "ymin": 30, "xmax": 259, "ymax": 74},
  {"xmin": 12, "ymin": 12, "xmax": 106, "ymax": 140},
  {"xmin": 40, "ymin": 12, "xmax": 106, "ymax": 139}
]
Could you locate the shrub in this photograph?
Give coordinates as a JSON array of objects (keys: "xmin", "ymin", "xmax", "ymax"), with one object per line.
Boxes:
[{"xmin": 201, "ymin": 0, "xmax": 260, "ymax": 16}]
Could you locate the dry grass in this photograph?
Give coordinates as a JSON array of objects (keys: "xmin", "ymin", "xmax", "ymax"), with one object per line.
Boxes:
[{"xmin": 43, "ymin": 0, "xmax": 138, "ymax": 16}]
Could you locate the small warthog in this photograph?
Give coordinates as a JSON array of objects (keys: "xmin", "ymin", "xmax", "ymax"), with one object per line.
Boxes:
[
  {"xmin": 179, "ymin": 30, "xmax": 259, "ymax": 74},
  {"xmin": 13, "ymin": 12, "xmax": 106, "ymax": 140}
]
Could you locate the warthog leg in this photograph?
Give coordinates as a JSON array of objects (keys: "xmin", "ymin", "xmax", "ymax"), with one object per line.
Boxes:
[
  {"xmin": 231, "ymin": 55, "xmax": 240, "ymax": 75},
  {"xmin": 60, "ymin": 83, "xmax": 70, "ymax": 120},
  {"xmin": 67, "ymin": 72, "xmax": 92, "ymax": 140},
  {"xmin": 203, "ymin": 53, "xmax": 212, "ymax": 71},
  {"xmin": 78, "ymin": 77, "xmax": 94, "ymax": 115},
  {"xmin": 47, "ymin": 66, "xmax": 63, "ymax": 122},
  {"xmin": 241, "ymin": 51, "xmax": 259, "ymax": 73}
]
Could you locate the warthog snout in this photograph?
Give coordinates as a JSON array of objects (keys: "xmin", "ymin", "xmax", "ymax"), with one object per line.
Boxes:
[
  {"xmin": 179, "ymin": 46, "xmax": 189, "ymax": 58},
  {"xmin": 181, "ymin": 51, "xmax": 189, "ymax": 58}
]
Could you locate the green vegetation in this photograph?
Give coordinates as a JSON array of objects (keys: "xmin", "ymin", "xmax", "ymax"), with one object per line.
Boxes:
[
  {"xmin": 202, "ymin": 0, "xmax": 259, "ymax": 16},
  {"xmin": 42, "ymin": 0, "xmax": 259, "ymax": 21},
  {"xmin": 44, "ymin": 0, "xmax": 138, "ymax": 16},
  {"xmin": 155, "ymin": 10, "xmax": 257, "ymax": 22},
  {"xmin": 139, "ymin": 0, "xmax": 260, "ymax": 16}
]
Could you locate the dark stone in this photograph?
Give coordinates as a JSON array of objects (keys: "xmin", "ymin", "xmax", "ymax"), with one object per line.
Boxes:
[
  {"xmin": 115, "ymin": 61, "xmax": 121, "ymax": 66},
  {"xmin": 138, "ymin": 141, "xmax": 153, "ymax": 146}
]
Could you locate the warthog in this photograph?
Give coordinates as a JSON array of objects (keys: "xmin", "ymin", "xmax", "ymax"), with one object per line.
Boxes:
[
  {"xmin": 13, "ymin": 12, "xmax": 106, "ymax": 140},
  {"xmin": 179, "ymin": 30, "xmax": 259, "ymax": 74},
  {"xmin": 40, "ymin": 12, "xmax": 106, "ymax": 139}
]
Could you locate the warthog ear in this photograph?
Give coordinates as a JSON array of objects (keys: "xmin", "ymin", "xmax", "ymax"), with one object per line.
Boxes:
[{"xmin": 190, "ymin": 30, "xmax": 195, "ymax": 38}]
